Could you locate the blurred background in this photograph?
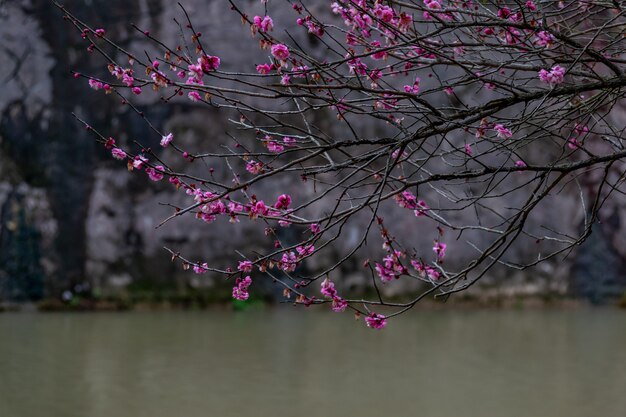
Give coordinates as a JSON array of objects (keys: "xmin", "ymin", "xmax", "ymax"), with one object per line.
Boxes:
[{"xmin": 1, "ymin": 2, "xmax": 626, "ymax": 417}]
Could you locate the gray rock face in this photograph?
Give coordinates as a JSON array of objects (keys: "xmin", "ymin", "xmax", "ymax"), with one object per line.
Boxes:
[{"xmin": 0, "ymin": 0, "xmax": 625, "ymax": 302}]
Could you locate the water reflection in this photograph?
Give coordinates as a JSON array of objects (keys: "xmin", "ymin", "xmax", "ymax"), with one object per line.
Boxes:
[{"xmin": 0, "ymin": 308, "xmax": 625, "ymax": 417}]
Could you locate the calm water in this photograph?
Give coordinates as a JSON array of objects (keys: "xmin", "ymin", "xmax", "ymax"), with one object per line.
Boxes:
[{"xmin": 0, "ymin": 308, "xmax": 625, "ymax": 417}]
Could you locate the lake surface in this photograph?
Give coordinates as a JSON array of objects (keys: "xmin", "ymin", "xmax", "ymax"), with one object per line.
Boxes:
[{"xmin": 0, "ymin": 308, "xmax": 625, "ymax": 417}]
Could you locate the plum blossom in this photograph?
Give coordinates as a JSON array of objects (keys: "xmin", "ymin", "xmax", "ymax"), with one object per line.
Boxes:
[
  {"xmin": 365, "ymin": 313, "xmax": 387, "ymax": 329},
  {"xmin": 256, "ymin": 64, "xmax": 272, "ymax": 74},
  {"xmin": 403, "ymin": 77, "xmax": 420, "ymax": 94},
  {"xmin": 296, "ymin": 244, "xmax": 315, "ymax": 257},
  {"xmin": 539, "ymin": 65, "xmax": 566, "ymax": 85},
  {"xmin": 320, "ymin": 277, "xmax": 337, "ymax": 298},
  {"xmin": 331, "ymin": 297, "xmax": 348, "ymax": 312},
  {"xmin": 193, "ymin": 262, "xmax": 209, "ymax": 274},
  {"xmin": 146, "ymin": 165, "xmax": 165, "ymax": 181},
  {"xmin": 267, "ymin": 141, "xmax": 284, "ymax": 153},
  {"xmin": 132, "ymin": 155, "xmax": 148, "ymax": 169},
  {"xmin": 188, "ymin": 91, "xmax": 202, "ymax": 102},
  {"xmin": 274, "ymin": 194, "xmax": 292, "ymax": 210},
  {"xmin": 281, "ymin": 251, "xmax": 298, "ymax": 272},
  {"xmin": 253, "ymin": 15, "xmax": 274, "ymax": 32},
  {"xmin": 88, "ymin": 79, "xmax": 103, "ymax": 90},
  {"xmin": 535, "ymin": 31, "xmax": 555, "ymax": 48},
  {"xmin": 494, "ymin": 124, "xmax": 513, "ymax": 139},
  {"xmin": 111, "ymin": 147, "xmax": 126, "ymax": 160},
  {"xmin": 283, "ymin": 137, "xmax": 296, "ymax": 147},
  {"xmin": 160, "ymin": 133, "xmax": 173, "ymax": 147},
  {"xmin": 433, "ymin": 241, "xmax": 447, "ymax": 263},
  {"xmin": 246, "ymin": 160, "xmax": 263, "ymax": 175},
  {"xmin": 271, "ymin": 44, "xmax": 290, "ymax": 61},
  {"xmin": 238, "ymin": 260, "xmax": 253, "ymax": 273},
  {"xmin": 375, "ymin": 262, "xmax": 395, "ymax": 282},
  {"xmin": 411, "ymin": 259, "xmax": 441, "ymax": 281},
  {"xmin": 567, "ymin": 137, "xmax": 582, "ymax": 149},
  {"xmin": 232, "ymin": 276, "xmax": 252, "ymax": 300}
]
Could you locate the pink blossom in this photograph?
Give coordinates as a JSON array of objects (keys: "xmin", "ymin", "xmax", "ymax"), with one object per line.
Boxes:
[
  {"xmin": 88, "ymin": 79, "xmax": 103, "ymax": 90},
  {"xmin": 535, "ymin": 31, "xmax": 555, "ymax": 48},
  {"xmin": 526, "ymin": 0, "xmax": 537, "ymax": 11},
  {"xmin": 320, "ymin": 277, "xmax": 337, "ymax": 298},
  {"xmin": 283, "ymin": 137, "xmax": 296, "ymax": 147},
  {"xmin": 232, "ymin": 276, "xmax": 252, "ymax": 301},
  {"xmin": 200, "ymin": 55, "xmax": 220, "ymax": 72},
  {"xmin": 132, "ymin": 155, "xmax": 148, "ymax": 169},
  {"xmin": 188, "ymin": 91, "xmax": 202, "ymax": 102},
  {"xmin": 122, "ymin": 73, "xmax": 134, "ymax": 87},
  {"xmin": 403, "ymin": 77, "xmax": 420, "ymax": 94},
  {"xmin": 567, "ymin": 137, "xmax": 582, "ymax": 149},
  {"xmin": 278, "ymin": 220, "xmax": 291, "ymax": 227},
  {"xmin": 246, "ymin": 160, "xmax": 263, "ymax": 175},
  {"xmin": 365, "ymin": 313, "xmax": 387, "ymax": 329},
  {"xmin": 238, "ymin": 260, "xmax": 253, "ymax": 273},
  {"xmin": 515, "ymin": 160, "xmax": 527, "ymax": 168},
  {"xmin": 296, "ymin": 244, "xmax": 315, "ymax": 257},
  {"xmin": 105, "ymin": 137, "xmax": 116, "ymax": 149},
  {"xmin": 331, "ymin": 297, "xmax": 348, "ymax": 312},
  {"xmin": 131, "ymin": 87, "xmax": 142, "ymax": 95},
  {"xmin": 193, "ymin": 262, "xmax": 209, "ymax": 274},
  {"xmin": 249, "ymin": 200, "xmax": 268, "ymax": 219},
  {"xmin": 310, "ymin": 223, "xmax": 321, "ymax": 234},
  {"xmin": 424, "ymin": 0, "xmax": 442, "ymax": 10},
  {"xmin": 146, "ymin": 165, "xmax": 165, "ymax": 181},
  {"xmin": 111, "ymin": 147, "xmax": 126, "ymax": 160},
  {"xmin": 494, "ymin": 124, "xmax": 513, "ymax": 139},
  {"xmin": 254, "ymin": 15, "xmax": 274, "ymax": 32},
  {"xmin": 538, "ymin": 65, "xmax": 566, "ymax": 85},
  {"xmin": 94, "ymin": 28, "xmax": 106, "ymax": 37},
  {"xmin": 414, "ymin": 200, "xmax": 429, "ymax": 217},
  {"xmin": 256, "ymin": 64, "xmax": 272, "ymax": 74},
  {"xmin": 375, "ymin": 262, "xmax": 395, "ymax": 282},
  {"xmin": 160, "ymin": 133, "xmax": 173, "ymax": 147},
  {"xmin": 274, "ymin": 194, "xmax": 292, "ymax": 210},
  {"xmin": 281, "ymin": 251, "xmax": 298, "ymax": 272},
  {"xmin": 370, "ymin": 41, "xmax": 387, "ymax": 60},
  {"xmin": 267, "ymin": 141, "xmax": 285, "ymax": 153},
  {"xmin": 465, "ymin": 143, "xmax": 473, "ymax": 156},
  {"xmin": 271, "ymin": 44, "xmax": 290, "ymax": 61},
  {"xmin": 433, "ymin": 241, "xmax": 447, "ymax": 263},
  {"xmin": 574, "ymin": 122, "xmax": 589, "ymax": 136}
]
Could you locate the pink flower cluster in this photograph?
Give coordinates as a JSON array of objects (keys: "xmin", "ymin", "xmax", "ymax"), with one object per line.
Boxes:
[
  {"xmin": 271, "ymin": 44, "xmax": 290, "ymax": 61},
  {"xmin": 232, "ymin": 276, "xmax": 252, "ymax": 300},
  {"xmin": 432, "ymin": 241, "xmax": 447, "ymax": 263},
  {"xmin": 375, "ymin": 250, "xmax": 407, "ymax": 282},
  {"xmin": 535, "ymin": 31, "xmax": 556, "ymax": 48},
  {"xmin": 365, "ymin": 313, "xmax": 387, "ymax": 329},
  {"xmin": 320, "ymin": 278, "xmax": 348, "ymax": 313},
  {"xmin": 393, "ymin": 191, "xmax": 429, "ymax": 217},
  {"xmin": 403, "ymin": 77, "xmax": 420, "ymax": 94},
  {"xmin": 410, "ymin": 259, "xmax": 441, "ymax": 281},
  {"xmin": 539, "ymin": 65, "xmax": 566, "ymax": 86},
  {"xmin": 253, "ymin": 15, "xmax": 273, "ymax": 32},
  {"xmin": 494, "ymin": 124, "xmax": 513, "ymax": 139}
]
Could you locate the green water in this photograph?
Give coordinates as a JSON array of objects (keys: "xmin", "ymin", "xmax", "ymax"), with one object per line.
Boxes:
[{"xmin": 0, "ymin": 308, "xmax": 625, "ymax": 417}]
